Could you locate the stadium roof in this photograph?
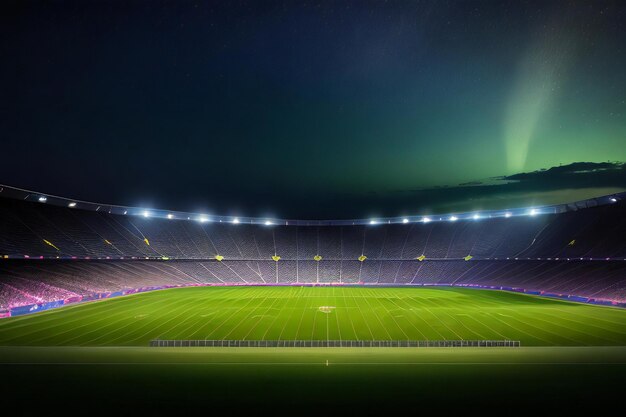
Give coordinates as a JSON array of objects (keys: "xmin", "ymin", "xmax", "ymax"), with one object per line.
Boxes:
[{"xmin": 0, "ymin": 184, "xmax": 623, "ymax": 226}]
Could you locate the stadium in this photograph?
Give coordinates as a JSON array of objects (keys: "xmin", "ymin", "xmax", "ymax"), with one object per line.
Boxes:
[{"xmin": 1, "ymin": 184, "xmax": 625, "ymax": 413}]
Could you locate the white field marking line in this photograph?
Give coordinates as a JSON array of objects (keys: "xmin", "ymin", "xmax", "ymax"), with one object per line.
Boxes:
[
  {"xmin": 388, "ymin": 295, "xmax": 443, "ymax": 340},
  {"xmin": 2, "ymin": 294, "xmax": 178, "ymax": 345},
  {"xmin": 177, "ymin": 287, "xmax": 251, "ymax": 339},
  {"xmin": 275, "ymin": 287, "xmax": 303, "ymax": 341},
  {"xmin": 539, "ymin": 306, "xmax": 626, "ymax": 331},
  {"xmin": 310, "ymin": 286, "xmax": 336, "ymax": 340},
  {"xmin": 347, "ymin": 288, "xmax": 376, "ymax": 340},
  {"xmin": 185, "ymin": 288, "xmax": 258, "ymax": 340},
  {"xmin": 326, "ymin": 308, "xmax": 330, "ymax": 341},
  {"xmin": 165, "ymin": 293, "xmax": 243, "ymax": 340},
  {"xmin": 358, "ymin": 288, "xmax": 393, "ymax": 340},
  {"xmin": 520, "ymin": 308, "xmax": 626, "ymax": 344},
  {"xmin": 404, "ymin": 294, "xmax": 463, "ymax": 340},
  {"xmin": 318, "ymin": 287, "xmax": 341, "ymax": 341},
  {"xmin": 205, "ymin": 288, "xmax": 273, "ymax": 340},
  {"xmin": 371, "ymin": 288, "xmax": 410, "ymax": 340},
  {"xmin": 340, "ymin": 287, "xmax": 361, "ymax": 341},
  {"xmin": 293, "ymin": 287, "xmax": 315, "ymax": 340},
  {"xmin": 94, "ymin": 288, "xmax": 248, "ymax": 343},
  {"xmin": 310, "ymin": 291, "xmax": 321, "ymax": 341},
  {"xmin": 278, "ymin": 287, "xmax": 312, "ymax": 340},
  {"xmin": 197, "ymin": 287, "xmax": 265, "ymax": 340},
  {"xmin": 470, "ymin": 305, "xmax": 548, "ymax": 344},
  {"xmin": 482, "ymin": 311, "xmax": 553, "ymax": 345},
  {"xmin": 315, "ymin": 289, "xmax": 331, "ymax": 341},
  {"xmin": 495, "ymin": 305, "xmax": 591, "ymax": 345},
  {"xmin": 380, "ymin": 288, "xmax": 432, "ymax": 339},
  {"xmin": 108, "ymin": 287, "xmax": 247, "ymax": 344},
  {"xmin": 423, "ymin": 296, "xmax": 486, "ymax": 340},
  {"xmin": 500, "ymin": 306, "xmax": 618, "ymax": 345},
  {"xmin": 331, "ymin": 288, "xmax": 348, "ymax": 341},
  {"xmin": 406, "ymin": 290, "xmax": 469, "ymax": 340},
  {"xmin": 116, "ymin": 290, "xmax": 230, "ymax": 343},
  {"xmin": 330, "ymin": 287, "xmax": 342, "ymax": 342},
  {"xmin": 325, "ymin": 287, "xmax": 339, "ymax": 342},
  {"xmin": 455, "ymin": 295, "xmax": 515, "ymax": 340},
  {"xmin": 71, "ymin": 300, "xmax": 190, "ymax": 346},
  {"xmin": 83, "ymin": 291, "xmax": 217, "ymax": 346},
  {"xmin": 222, "ymin": 288, "xmax": 282, "ymax": 340},
  {"xmin": 153, "ymin": 288, "xmax": 248, "ymax": 341},
  {"xmin": 457, "ymin": 309, "xmax": 509, "ymax": 340},
  {"xmin": 242, "ymin": 287, "xmax": 286, "ymax": 340},
  {"xmin": 383, "ymin": 297, "xmax": 428, "ymax": 340}
]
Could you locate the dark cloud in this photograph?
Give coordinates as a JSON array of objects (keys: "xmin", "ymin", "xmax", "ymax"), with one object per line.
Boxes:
[{"xmin": 287, "ymin": 162, "xmax": 626, "ymax": 219}]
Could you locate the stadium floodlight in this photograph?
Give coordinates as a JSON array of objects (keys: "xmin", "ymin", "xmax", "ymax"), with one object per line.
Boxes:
[
  {"xmin": 123, "ymin": 210, "xmax": 128, "ymax": 215},
  {"xmin": 68, "ymin": 202, "xmax": 76, "ymax": 208},
  {"xmin": 402, "ymin": 218, "xmax": 409, "ymax": 224},
  {"xmin": 449, "ymin": 216, "xmax": 458, "ymax": 222},
  {"xmin": 38, "ymin": 196, "xmax": 47, "ymax": 202},
  {"xmin": 142, "ymin": 210, "xmax": 150, "ymax": 218},
  {"xmin": 529, "ymin": 208, "xmax": 538, "ymax": 216},
  {"xmin": 167, "ymin": 214, "xmax": 174, "ymax": 219},
  {"xmin": 199, "ymin": 216, "xmax": 209, "ymax": 223},
  {"xmin": 610, "ymin": 197, "xmax": 617, "ymax": 202},
  {"xmin": 504, "ymin": 212, "xmax": 512, "ymax": 218},
  {"xmin": 422, "ymin": 217, "xmax": 431, "ymax": 223},
  {"xmin": 265, "ymin": 220, "xmax": 273, "ymax": 226},
  {"xmin": 369, "ymin": 219, "xmax": 377, "ymax": 225},
  {"xmin": 472, "ymin": 214, "xmax": 480, "ymax": 220},
  {"xmin": 232, "ymin": 218, "xmax": 240, "ymax": 224}
]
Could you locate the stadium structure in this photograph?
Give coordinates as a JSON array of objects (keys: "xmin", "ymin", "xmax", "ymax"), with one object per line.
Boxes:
[
  {"xmin": 1, "ymin": 184, "xmax": 626, "ymax": 414},
  {"xmin": 1, "ymin": 184, "xmax": 625, "ymax": 317}
]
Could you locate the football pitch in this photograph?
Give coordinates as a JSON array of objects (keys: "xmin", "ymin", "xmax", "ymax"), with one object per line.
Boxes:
[
  {"xmin": 1, "ymin": 286, "xmax": 625, "ymax": 346},
  {"xmin": 1, "ymin": 287, "xmax": 625, "ymax": 415}
]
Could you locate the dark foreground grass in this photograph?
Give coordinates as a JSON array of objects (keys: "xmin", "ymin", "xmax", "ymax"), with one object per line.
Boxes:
[{"xmin": 1, "ymin": 347, "xmax": 625, "ymax": 416}]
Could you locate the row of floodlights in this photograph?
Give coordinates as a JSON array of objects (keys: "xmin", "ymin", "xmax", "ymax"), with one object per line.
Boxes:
[
  {"xmin": 36, "ymin": 195, "xmax": 620, "ymax": 225},
  {"xmin": 368, "ymin": 209, "xmax": 540, "ymax": 225},
  {"xmin": 144, "ymin": 209, "xmax": 274, "ymax": 225},
  {"xmin": 55, "ymin": 202, "xmax": 540, "ymax": 225}
]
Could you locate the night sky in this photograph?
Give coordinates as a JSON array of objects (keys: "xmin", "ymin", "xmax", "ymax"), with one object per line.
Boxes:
[{"xmin": 1, "ymin": 1, "xmax": 625, "ymax": 219}]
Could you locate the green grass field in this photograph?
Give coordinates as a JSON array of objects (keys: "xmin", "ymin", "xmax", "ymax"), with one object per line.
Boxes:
[
  {"xmin": 2, "ymin": 287, "xmax": 625, "ymax": 415},
  {"xmin": 1, "ymin": 286, "xmax": 625, "ymax": 346}
]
